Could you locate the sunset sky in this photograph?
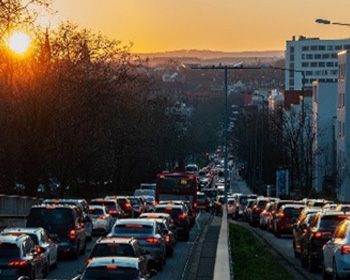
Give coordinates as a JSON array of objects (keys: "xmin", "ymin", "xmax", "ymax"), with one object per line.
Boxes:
[{"xmin": 51, "ymin": 0, "xmax": 350, "ymax": 53}]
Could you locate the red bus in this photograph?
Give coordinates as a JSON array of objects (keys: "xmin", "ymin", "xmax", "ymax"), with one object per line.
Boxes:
[{"xmin": 155, "ymin": 171, "xmax": 198, "ymax": 220}]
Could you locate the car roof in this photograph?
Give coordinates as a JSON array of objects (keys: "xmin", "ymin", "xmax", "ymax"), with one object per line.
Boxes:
[
  {"xmin": 140, "ymin": 213, "xmax": 171, "ymax": 218},
  {"xmin": 32, "ymin": 204, "xmax": 76, "ymax": 209},
  {"xmin": 87, "ymin": 257, "xmax": 139, "ymax": 269},
  {"xmin": 0, "ymin": 234, "xmax": 28, "ymax": 243},
  {"xmin": 282, "ymin": 204, "xmax": 305, "ymax": 208},
  {"xmin": 89, "ymin": 205, "xmax": 106, "ymax": 210},
  {"xmin": 115, "ymin": 219, "xmax": 155, "ymax": 226},
  {"xmin": 155, "ymin": 205, "xmax": 183, "ymax": 210},
  {"xmin": 1, "ymin": 228, "xmax": 42, "ymax": 235},
  {"xmin": 319, "ymin": 211, "xmax": 350, "ymax": 217},
  {"xmin": 96, "ymin": 237, "xmax": 135, "ymax": 244}
]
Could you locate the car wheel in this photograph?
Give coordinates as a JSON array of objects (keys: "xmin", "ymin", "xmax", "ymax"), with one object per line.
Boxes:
[
  {"xmin": 81, "ymin": 239, "xmax": 87, "ymax": 255},
  {"xmin": 333, "ymin": 261, "xmax": 339, "ymax": 280},
  {"xmin": 308, "ymin": 252, "xmax": 317, "ymax": 272},
  {"xmin": 301, "ymin": 250, "xmax": 308, "ymax": 268},
  {"xmin": 322, "ymin": 264, "xmax": 332, "ymax": 280},
  {"xmin": 293, "ymin": 241, "xmax": 300, "ymax": 258}
]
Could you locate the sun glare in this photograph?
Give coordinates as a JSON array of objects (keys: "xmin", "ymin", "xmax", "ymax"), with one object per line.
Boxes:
[{"xmin": 8, "ymin": 31, "xmax": 31, "ymax": 55}]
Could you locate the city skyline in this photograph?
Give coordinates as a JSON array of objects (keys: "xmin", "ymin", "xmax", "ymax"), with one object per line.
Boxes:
[{"xmin": 49, "ymin": 0, "xmax": 350, "ymax": 53}]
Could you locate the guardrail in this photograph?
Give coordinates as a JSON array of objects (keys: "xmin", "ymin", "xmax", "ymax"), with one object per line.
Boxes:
[{"xmin": 213, "ymin": 206, "xmax": 233, "ymax": 280}]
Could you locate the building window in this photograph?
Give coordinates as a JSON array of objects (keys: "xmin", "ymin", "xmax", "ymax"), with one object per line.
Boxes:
[
  {"xmin": 335, "ymin": 45, "xmax": 343, "ymax": 50},
  {"xmin": 319, "ymin": 45, "xmax": 326, "ymax": 51},
  {"xmin": 331, "ymin": 53, "xmax": 338, "ymax": 58},
  {"xmin": 311, "ymin": 45, "xmax": 317, "ymax": 51},
  {"xmin": 306, "ymin": 71, "xmax": 313, "ymax": 76},
  {"xmin": 327, "ymin": 62, "xmax": 334, "ymax": 67},
  {"xmin": 290, "ymin": 46, "xmax": 295, "ymax": 53},
  {"xmin": 302, "ymin": 62, "xmax": 309, "ymax": 67},
  {"xmin": 302, "ymin": 54, "xmax": 305, "ymax": 59},
  {"xmin": 322, "ymin": 54, "xmax": 330, "ymax": 59},
  {"xmin": 290, "ymin": 71, "xmax": 294, "ymax": 78},
  {"xmin": 306, "ymin": 54, "xmax": 313, "ymax": 59},
  {"xmin": 302, "ymin": 46, "xmax": 309, "ymax": 51},
  {"xmin": 319, "ymin": 62, "xmax": 325, "ymax": 67},
  {"xmin": 310, "ymin": 62, "xmax": 317, "ymax": 67},
  {"xmin": 314, "ymin": 54, "xmax": 321, "ymax": 59},
  {"xmin": 327, "ymin": 45, "xmax": 334, "ymax": 51},
  {"xmin": 290, "ymin": 54, "xmax": 294, "ymax": 61},
  {"xmin": 289, "ymin": 79, "xmax": 294, "ymax": 86},
  {"xmin": 289, "ymin": 63, "xmax": 294, "ymax": 69},
  {"xmin": 345, "ymin": 45, "xmax": 350, "ymax": 50},
  {"xmin": 303, "ymin": 79, "xmax": 309, "ymax": 84}
]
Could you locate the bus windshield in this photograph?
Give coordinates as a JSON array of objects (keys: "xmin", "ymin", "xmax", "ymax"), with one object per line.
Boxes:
[{"xmin": 159, "ymin": 177, "xmax": 193, "ymax": 189}]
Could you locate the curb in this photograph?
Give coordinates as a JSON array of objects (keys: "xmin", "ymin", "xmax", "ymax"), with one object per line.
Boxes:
[{"xmin": 214, "ymin": 207, "xmax": 233, "ymax": 280}]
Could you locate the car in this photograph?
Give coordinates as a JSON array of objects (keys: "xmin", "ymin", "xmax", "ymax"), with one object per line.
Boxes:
[
  {"xmin": 140, "ymin": 183, "xmax": 156, "ymax": 190},
  {"xmin": 227, "ymin": 198, "xmax": 235, "ymax": 218},
  {"xmin": 43, "ymin": 199, "xmax": 93, "ymax": 241},
  {"xmin": 323, "ymin": 219, "xmax": 350, "ymax": 280},
  {"xmin": 249, "ymin": 197, "xmax": 270, "ymax": 226},
  {"xmin": 26, "ymin": 204, "xmax": 87, "ymax": 259},
  {"xmin": 128, "ymin": 196, "xmax": 145, "ymax": 218},
  {"xmin": 75, "ymin": 257, "xmax": 149, "ymax": 280},
  {"xmin": 144, "ymin": 196, "xmax": 156, "ymax": 212},
  {"xmin": 214, "ymin": 196, "xmax": 226, "ymax": 216},
  {"xmin": 269, "ymin": 200, "xmax": 303, "ymax": 233},
  {"xmin": 86, "ymin": 237, "xmax": 151, "ymax": 273},
  {"xmin": 155, "ymin": 204, "xmax": 190, "ymax": 241},
  {"xmin": 185, "ymin": 163, "xmax": 199, "ymax": 175},
  {"xmin": 242, "ymin": 199, "xmax": 255, "ymax": 222},
  {"xmin": 273, "ymin": 204, "xmax": 305, "ymax": 237},
  {"xmin": 114, "ymin": 197, "xmax": 135, "ymax": 218},
  {"xmin": 300, "ymin": 211, "xmax": 350, "ymax": 271},
  {"xmin": 108, "ymin": 219, "xmax": 166, "ymax": 271},
  {"xmin": 90, "ymin": 199, "xmax": 123, "ymax": 219},
  {"xmin": 0, "ymin": 234, "xmax": 47, "ymax": 280},
  {"xmin": 89, "ymin": 205, "xmax": 115, "ymax": 235},
  {"xmin": 232, "ymin": 194, "xmax": 247, "ymax": 220},
  {"xmin": 293, "ymin": 211, "xmax": 318, "ymax": 258},
  {"xmin": 197, "ymin": 192, "xmax": 210, "ymax": 211},
  {"xmin": 139, "ymin": 213, "xmax": 177, "ymax": 240},
  {"xmin": 259, "ymin": 202, "xmax": 274, "ymax": 230},
  {"xmin": 1, "ymin": 227, "xmax": 58, "ymax": 270},
  {"xmin": 335, "ymin": 204, "xmax": 350, "ymax": 212},
  {"xmin": 307, "ymin": 199, "xmax": 330, "ymax": 208}
]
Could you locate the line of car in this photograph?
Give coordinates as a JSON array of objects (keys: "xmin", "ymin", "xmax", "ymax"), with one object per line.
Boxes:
[
  {"xmin": 230, "ymin": 195, "xmax": 350, "ymax": 280},
  {"xmin": 0, "ymin": 194, "xmax": 194, "ymax": 280}
]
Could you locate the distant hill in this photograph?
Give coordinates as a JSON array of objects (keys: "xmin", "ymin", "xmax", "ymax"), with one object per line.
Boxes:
[{"xmin": 136, "ymin": 49, "xmax": 284, "ymax": 60}]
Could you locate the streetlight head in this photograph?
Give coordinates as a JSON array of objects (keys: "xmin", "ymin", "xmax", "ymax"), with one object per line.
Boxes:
[{"xmin": 315, "ymin": 18, "xmax": 331, "ymax": 25}]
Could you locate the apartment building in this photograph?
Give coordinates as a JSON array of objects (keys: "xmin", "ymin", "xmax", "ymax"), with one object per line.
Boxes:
[{"xmin": 285, "ymin": 36, "xmax": 350, "ymax": 91}]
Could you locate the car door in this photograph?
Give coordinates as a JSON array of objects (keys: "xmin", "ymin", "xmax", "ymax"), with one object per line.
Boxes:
[
  {"xmin": 333, "ymin": 222, "xmax": 349, "ymax": 272},
  {"xmin": 42, "ymin": 230, "xmax": 57, "ymax": 266}
]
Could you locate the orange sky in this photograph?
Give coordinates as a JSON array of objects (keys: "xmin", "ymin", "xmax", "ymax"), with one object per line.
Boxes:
[{"xmin": 50, "ymin": 0, "xmax": 350, "ymax": 53}]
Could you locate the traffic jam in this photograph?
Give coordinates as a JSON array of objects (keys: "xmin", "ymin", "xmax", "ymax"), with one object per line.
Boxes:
[
  {"xmin": 0, "ymin": 163, "xmax": 217, "ymax": 280},
  {"xmin": 229, "ymin": 193, "xmax": 350, "ymax": 280}
]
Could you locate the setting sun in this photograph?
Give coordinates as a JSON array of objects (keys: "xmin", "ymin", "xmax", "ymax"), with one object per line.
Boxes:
[{"xmin": 8, "ymin": 31, "xmax": 31, "ymax": 55}]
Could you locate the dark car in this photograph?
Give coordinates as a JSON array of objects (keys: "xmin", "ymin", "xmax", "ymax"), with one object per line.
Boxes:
[
  {"xmin": 242, "ymin": 199, "xmax": 255, "ymax": 222},
  {"xmin": 293, "ymin": 212, "xmax": 318, "ymax": 258},
  {"xmin": 273, "ymin": 204, "xmax": 305, "ymax": 237},
  {"xmin": 128, "ymin": 197, "xmax": 145, "ymax": 218},
  {"xmin": 0, "ymin": 234, "xmax": 47, "ymax": 280},
  {"xmin": 27, "ymin": 204, "xmax": 87, "ymax": 259},
  {"xmin": 232, "ymin": 194, "xmax": 248, "ymax": 220},
  {"xmin": 214, "ymin": 196, "xmax": 226, "ymax": 216},
  {"xmin": 155, "ymin": 204, "xmax": 190, "ymax": 241},
  {"xmin": 197, "ymin": 192, "xmax": 210, "ymax": 212},
  {"xmin": 115, "ymin": 197, "xmax": 135, "ymax": 218},
  {"xmin": 300, "ymin": 211, "xmax": 350, "ymax": 271},
  {"xmin": 87, "ymin": 237, "xmax": 151, "ymax": 273},
  {"xmin": 269, "ymin": 200, "xmax": 303, "ymax": 233}
]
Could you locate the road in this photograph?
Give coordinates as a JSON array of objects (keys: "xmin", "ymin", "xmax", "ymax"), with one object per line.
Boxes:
[{"xmin": 48, "ymin": 211, "xmax": 213, "ymax": 280}]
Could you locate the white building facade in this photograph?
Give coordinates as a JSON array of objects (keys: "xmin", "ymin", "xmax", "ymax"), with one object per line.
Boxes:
[
  {"xmin": 312, "ymin": 82, "xmax": 337, "ymax": 192},
  {"xmin": 337, "ymin": 51, "xmax": 350, "ymax": 201},
  {"xmin": 285, "ymin": 36, "xmax": 350, "ymax": 91}
]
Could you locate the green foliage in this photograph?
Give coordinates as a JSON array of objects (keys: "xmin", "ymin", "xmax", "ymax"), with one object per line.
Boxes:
[{"xmin": 229, "ymin": 224, "xmax": 294, "ymax": 280}]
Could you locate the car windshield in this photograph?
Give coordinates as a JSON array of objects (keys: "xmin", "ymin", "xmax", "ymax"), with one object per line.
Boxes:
[
  {"xmin": 203, "ymin": 190, "xmax": 218, "ymax": 198},
  {"xmin": 89, "ymin": 208, "xmax": 104, "ymax": 216},
  {"xmin": 90, "ymin": 244, "xmax": 136, "ymax": 258},
  {"xmin": 284, "ymin": 207, "xmax": 303, "ymax": 217},
  {"xmin": 257, "ymin": 200, "xmax": 268, "ymax": 208},
  {"xmin": 129, "ymin": 198, "xmax": 139, "ymax": 205},
  {"xmin": 114, "ymin": 224, "xmax": 153, "ymax": 234},
  {"xmin": 0, "ymin": 243, "xmax": 20, "ymax": 259},
  {"xmin": 239, "ymin": 196, "xmax": 248, "ymax": 204},
  {"xmin": 320, "ymin": 215, "xmax": 349, "ymax": 230},
  {"xmin": 27, "ymin": 208, "xmax": 74, "ymax": 227},
  {"xmin": 90, "ymin": 201, "xmax": 116, "ymax": 211},
  {"xmin": 117, "ymin": 199, "xmax": 126, "ymax": 206},
  {"xmin": 83, "ymin": 267, "xmax": 139, "ymax": 280},
  {"xmin": 146, "ymin": 197, "xmax": 154, "ymax": 203},
  {"xmin": 197, "ymin": 194, "xmax": 206, "ymax": 200}
]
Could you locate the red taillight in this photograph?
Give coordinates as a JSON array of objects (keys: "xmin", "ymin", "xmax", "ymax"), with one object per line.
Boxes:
[
  {"xmin": 314, "ymin": 232, "xmax": 332, "ymax": 239},
  {"xmin": 86, "ymin": 258, "xmax": 92, "ymax": 265},
  {"xmin": 236, "ymin": 202, "xmax": 239, "ymax": 207},
  {"xmin": 108, "ymin": 210, "xmax": 117, "ymax": 214},
  {"xmin": 125, "ymin": 203, "xmax": 132, "ymax": 210},
  {"xmin": 194, "ymin": 202, "xmax": 197, "ymax": 208},
  {"xmin": 342, "ymin": 245, "xmax": 350, "ymax": 255},
  {"xmin": 178, "ymin": 213, "xmax": 187, "ymax": 220},
  {"xmin": 253, "ymin": 207, "xmax": 261, "ymax": 212},
  {"xmin": 8, "ymin": 260, "xmax": 28, "ymax": 267},
  {"xmin": 69, "ymin": 229, "xmax": 76, "ymax": 240},
  {"xmin": 152, "ymin": 201, "xmax": 156, "ymax": 206},
  {"xmin": 98, "ymin": 215, "xmax": 107, "ymax": 220},
  {"xmin": 146, "ymin": 237, "xmax": 161, "ymax": 244},
  {"xmin": 165, "ymin": 235, "xmax": 171, "ymax": 243}
]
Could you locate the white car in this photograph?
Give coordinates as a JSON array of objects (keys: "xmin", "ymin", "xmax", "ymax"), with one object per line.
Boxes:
[
  {"xmin": 1, "ymin": 227, "xmax": 58, "ymax": 269},
  {"xmin": 89, "ymin": 205, "xmax": 114, "ymax": 235},
  {"xmin": 227, "ymin": 198, "xmax": 235, "ymax": 217},
  {"xmin": 323, "ymin": 219, "xmax": 350, "ymax": 279}
]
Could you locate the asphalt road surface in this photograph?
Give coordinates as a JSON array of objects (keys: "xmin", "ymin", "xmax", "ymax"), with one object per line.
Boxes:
[{"xmin": 48, "ymin": 211, "xmax": 213, "ymax": 280}]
